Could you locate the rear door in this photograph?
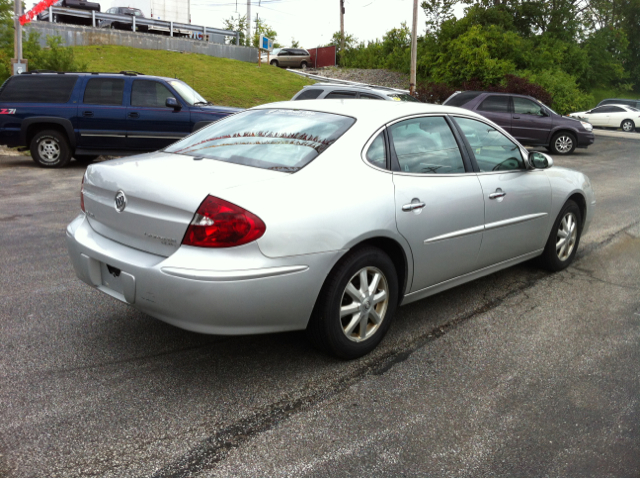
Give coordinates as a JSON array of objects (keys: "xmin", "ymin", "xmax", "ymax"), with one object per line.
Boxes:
[
  {"xmin": 390, "ymin": 115, "xmax": 485, "ymax": 291},
  {"xmin": 77, "ymin": 77, "xmax": 127, "ymax": 150},
  {"xmin": 126, "ymin": 79, "xmax": 191, "ymax": 151},
  {"xmin": 510, "ymin": 97, "xmax": 552, "ymax": 145},
  {"xmin": 475, "ymin": 95, "xmax": 513, "ymax": 133},
  {"xmin": 453, "ymin": 116, "xmax": 551, "ymax": 268}
]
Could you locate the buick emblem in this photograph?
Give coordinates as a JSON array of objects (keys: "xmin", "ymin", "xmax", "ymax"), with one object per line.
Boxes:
[{"xmin": 114, "ymin": 190, "xmax": 127, "ymax": 212}]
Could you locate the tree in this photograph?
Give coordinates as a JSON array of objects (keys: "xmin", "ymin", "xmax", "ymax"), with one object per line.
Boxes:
[
  {"xmin": 421, "ymin": 0, "xmax": 456, "ymax": 32},
  {"xmin": 251, "ymin": 15, "xmax": 280, "ymax": 48},
  {"xmin": 223, "ymin": 14, "xmax": 248, "ymax": 46},
  {"xmin": 291, "ymin": 38, "xmax": 300, "ymax": 48}
]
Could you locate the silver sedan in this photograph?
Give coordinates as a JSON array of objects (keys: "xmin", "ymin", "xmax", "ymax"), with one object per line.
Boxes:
[{"xmin": 66, "ymin": 100, "xmax": 595, "ymax": 359}]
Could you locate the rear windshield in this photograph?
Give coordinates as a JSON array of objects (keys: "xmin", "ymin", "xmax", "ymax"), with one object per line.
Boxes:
[
  {"xmin": 444, "ymin": 91, "xmax": 482, "ymax": 107},
  {"xmin": 165, "ymin": 109, "xmax": 355, "ymax": 172},
  {"xmin": 388, "ymin": 93, "xmax": 420, "ymax": 102},
  {"xmin": 0, "ymin": 75, "xmax": 78, "ymax": 103}
]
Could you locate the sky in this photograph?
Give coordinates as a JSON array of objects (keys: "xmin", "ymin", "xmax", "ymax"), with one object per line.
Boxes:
[{"xmin": 89, "ymin": 0, "xmax": 465, "ymax": 49}]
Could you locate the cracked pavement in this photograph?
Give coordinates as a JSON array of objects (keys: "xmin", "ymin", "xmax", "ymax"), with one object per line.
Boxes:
[{"xmin": 0, "ymin": 134, "xmax": 639, "ymax": 477}]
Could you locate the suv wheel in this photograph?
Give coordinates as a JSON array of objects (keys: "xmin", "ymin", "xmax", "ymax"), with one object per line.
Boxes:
[
  {"xmin": 30, "ymin": 129, "xmax": 71, "ymax": 168},
  {"xmin": 550, "ymin": 132, "xmax": 576, "ymax": 155},
  {"xmin": 270, "ymin": 60, "xmax": 278, "ymax": 67},
  {"xmin": 300, "ymin": 61, "xmax": 308, "ymax": 70}
]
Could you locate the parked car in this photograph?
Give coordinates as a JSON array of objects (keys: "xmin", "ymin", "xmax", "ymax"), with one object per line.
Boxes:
[
  {"xmin": 292, "ymin": 83, "xmax": 420, "ymax": 102},
  {"xmin": 596, "ymin": 98, "xmax": 640, "ymax": 109},
  {"xmin": 0, "ymin": 71, "xmax": 241, "ymax": 168},
  {"xmin": 569, "ymin": 104, "xmax": 640, "ymax": 132},
  {"xmin": 37, "ymin": 0, "xmax": 100, "ymax": 26},
  {"xmin": 100, "ymin": 7, "xmax": 147, "ymax": 32},
  {"xmin": 66, "ymin": 100, "xmax": 594, "ymax": 359},
  {"xmin": 263, "ymin": 48, "xmax": 311, "ymax": 69},
  {"xmin": 444, "ymin": 91, "xmax": 594, "ymax": 155}
]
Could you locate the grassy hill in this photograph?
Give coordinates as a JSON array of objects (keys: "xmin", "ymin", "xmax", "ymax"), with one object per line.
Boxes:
[{"xmin": 72, "ymin": 45, "xmax": 313, "ymax": 109}]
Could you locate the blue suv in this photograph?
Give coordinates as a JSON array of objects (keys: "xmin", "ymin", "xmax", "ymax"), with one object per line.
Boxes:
[{"xmin": 0, "ymin": 71, "xmax": 242, "ymax": 167}]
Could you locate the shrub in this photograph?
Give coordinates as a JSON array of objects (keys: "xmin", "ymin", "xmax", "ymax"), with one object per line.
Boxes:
[{"xmin": 522, "ymin": 69, "xmax": 593, "ymax": 114}]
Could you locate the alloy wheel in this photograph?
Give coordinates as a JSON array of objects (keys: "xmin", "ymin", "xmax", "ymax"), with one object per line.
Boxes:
[
  {"xmin": 555, "ymin": 135, "xmax": 573, "ymax": 154},
  {"xmin": 340, "ymin": 266, "xmax": 389, "ymax": 342},
  {"xmin": 38, "ymin": 139, "xmax": 61, "ymax": 163},
  {"xmin": 556, "ymin": 212, "xmax": 578, "ymax": 261}
]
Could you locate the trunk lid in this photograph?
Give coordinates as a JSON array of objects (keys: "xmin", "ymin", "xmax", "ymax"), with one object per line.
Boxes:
[{"xmin": 82, "ymin": 152, "xmax": 285, "ymax": 256}]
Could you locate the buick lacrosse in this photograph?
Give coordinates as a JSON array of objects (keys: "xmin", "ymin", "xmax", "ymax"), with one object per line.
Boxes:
[{"xmin": 67, "ymin": 100, "xmax": 595, "ymax": 358}]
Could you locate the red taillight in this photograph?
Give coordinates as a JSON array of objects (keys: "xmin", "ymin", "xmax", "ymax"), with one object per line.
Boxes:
[
  {"xmin": 182, "ymin": 195, "xmax": 266, "ymax": 248},
  {"xmin": 80, "ymin": 175, "xmax": 85, "ymax": 212}
]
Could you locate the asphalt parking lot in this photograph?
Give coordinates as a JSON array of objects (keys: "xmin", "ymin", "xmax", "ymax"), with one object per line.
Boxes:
[{"xmin": 1, "ymin": 131, "xmax": 639, "ymax": 477}]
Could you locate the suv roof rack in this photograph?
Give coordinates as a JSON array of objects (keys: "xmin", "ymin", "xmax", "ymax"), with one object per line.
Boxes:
[{"xmin": 119, "ymin": 71, "xmax": 144, "ymax": 76}]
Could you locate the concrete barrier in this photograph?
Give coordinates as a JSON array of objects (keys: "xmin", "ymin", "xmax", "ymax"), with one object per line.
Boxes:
[{"xmin": 25, "ymin": 22, "xmax": 258, "ymax": 63}]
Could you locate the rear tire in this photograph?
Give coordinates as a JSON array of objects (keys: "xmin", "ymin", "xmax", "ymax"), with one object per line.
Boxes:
[
  {"xmin": 306, "ymin": 247, "xmax": 398, "ymax": 359},
  {"xmin": 621, "ymin": 119, "xmax": 635, "ymax": 132},
  {"xmin": 550, "ymin": 132, "xmax": 576, "ymax": 155},
  {"xmin": 537, "ymin": 200, "xmax": 582, "ymax": 271},
  {"xmin": 30, "ymin": 129, "xmax": 71, "ymax": 168}
]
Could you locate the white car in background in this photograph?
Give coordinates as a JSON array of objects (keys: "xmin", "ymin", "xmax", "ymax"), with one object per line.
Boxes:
[{"xmin": 569, "ymin": 104, "xmax": 640, "ymax": 132}]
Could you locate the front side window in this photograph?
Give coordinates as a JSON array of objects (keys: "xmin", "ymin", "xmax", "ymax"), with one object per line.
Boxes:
[
  {"xmin": 589, "ymin": 106, "xmax": 606, "ymax": 114},
  {"xmin": 365, "ymin": 132, "xmax": 386, "ymax": 169},
  {"xmin": 83, "ymin": 78, "xmax": 124, "ymax": 105},
  {"xmin": 389, "ymin": 116, "xmax": 465, "ymax": 174},
  {"xmin": 165, "ymin": 109, "xmax": 355, "ymax": 172},
  {"xmin": 478, "ymin": 95, "xmax": 510, "ymax": 113},
  {"xmin": 167, "ymin": 80, "xmax": 207, "ymax": 106},
  {"xmin": 131, "ymin": 80, "xmax": 174, "ymax": 108},
  {"xmin": 513, "ymin": 97, "xmax": 545, "ymax": 116},
  {"xmin": 454, "ymin": 117, "xmax": 524, "ymax": 172}
]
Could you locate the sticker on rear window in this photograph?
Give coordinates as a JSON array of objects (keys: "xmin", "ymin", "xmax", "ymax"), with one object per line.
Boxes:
[{"xmin": 0, "ymin": 109, "xmax": 16, "ymax": 114}]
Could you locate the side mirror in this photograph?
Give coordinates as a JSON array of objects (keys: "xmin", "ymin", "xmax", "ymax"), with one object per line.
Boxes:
[
  {"xmin": 586, "ymin": 110, "xmax": 592, "ymax": 114},
  {"xmin": 528, "ymin": 151, "xmax": 553, "ymax": 169},
  {"xmin": 166, "ymin": 97, "xmax": 181, "ymax": 110}
]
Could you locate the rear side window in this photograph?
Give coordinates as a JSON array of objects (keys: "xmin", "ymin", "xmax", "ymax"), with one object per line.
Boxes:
[
  {"xmin": 478, "ymin": 95, "xmax": 510, "ymax": 113},
  {"xmin": 0, "ymin": 75, "xmax": 78, "ymax": 103},
  {"xmin": 389, "ymin": 116, "xmax": 465, "ymax": 174},
  {"xmin": 325, "ymin": 91, "xmax": 357, "ymax": 99},
  {"xmin": 294, "ymin": 89, "xmax": 322, "ymax": 100},
  {"xmin": 365, "ymin": 132, "xmax": 386, "ymax": 169},
  {"xmin": 83, "ymin": 78, "xmax": 125, "ymax": 105},
  {"xmin": 360, "ymin": 93, "xmax": 384, "ymax": 100},
  {"xmin": 165, "ymin": 109, "xmax": 355, "ymax": 172},
  {"xmin": 131, "ymin": 80, "xmax": 173, "ymax": 108},
  {"xmin": 444, "ymin": 91, "xmax": 482, "ymax": 107}
]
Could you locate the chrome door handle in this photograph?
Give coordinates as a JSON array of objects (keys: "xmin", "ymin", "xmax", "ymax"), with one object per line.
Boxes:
[
  {"xmin": 402, "ymin": 202, "xmax": 426, "ymax": 212},
  {"xmin": 489, "ymin": 189, "xmax": 506, "ymax": 199}
]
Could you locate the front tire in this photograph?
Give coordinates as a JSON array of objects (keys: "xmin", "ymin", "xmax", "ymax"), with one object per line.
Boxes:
[
  {"xmin": 537, "ymin": 200, "xmax": 582, "ymax": 271},
  {"xmin": 300, "ymin": 61, "xmax": 308, "ymax": 70},
  {"xmin": 307, "ymin": 247, "xmax": 398, "ymax": 359},
  {"xmin": 30, "ymin": 129, "xmax": 71, "ymax": 168},
  {"xmin": 550, "ymin": 132, "xmax": 576, "ymax": 155},
  {"xmin": 621, "ymin": 119, "xmax": 635, "ymax": 132},
  {"xmin": 270, "ymin": 60, "xmax": 278, "ymax": 67}
]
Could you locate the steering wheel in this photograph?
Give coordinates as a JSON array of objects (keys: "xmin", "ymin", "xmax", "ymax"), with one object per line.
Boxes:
[{"xmin": 492, "ymin": 157, "xmax": 520, "ymax": 171}]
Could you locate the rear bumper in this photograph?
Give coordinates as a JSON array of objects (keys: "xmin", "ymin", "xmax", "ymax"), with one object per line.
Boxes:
[{"xmin": 66, "ymin": 214, "xmax": 341, "ymax": 335}]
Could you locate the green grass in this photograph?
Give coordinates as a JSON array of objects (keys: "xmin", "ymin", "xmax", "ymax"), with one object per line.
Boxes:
[
  {"xmin": 589, "ymin": 88, "xmax": 640, "ymax": 105},
  {"xmin": 72, "ymin": 45, "xmax": 313, "ymax": 108}
]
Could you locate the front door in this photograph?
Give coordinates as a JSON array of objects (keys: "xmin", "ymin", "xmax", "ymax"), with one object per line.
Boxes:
[
  {"xmin": 76, "ymin": 77, "xmax": 127, "ymax": 151},
  {"xmin": 390, "ymin": 116, "xmax": 485, "ymax": 291},
  {"xmin": 453, "ymin": 116, "xmax": 552, "ymax": 268},
  {"xmin": 126, "ymin": 80, "xmax": 191, "ymax": 151},
  {"xmin": 510, "ymin": 96, "xmax": 553, "ymax": 146}
]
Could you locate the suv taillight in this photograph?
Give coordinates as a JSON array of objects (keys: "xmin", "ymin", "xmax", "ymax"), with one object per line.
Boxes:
[
  {"xmin": 182, "ymin": 195, "xmax": 266, "ymax": 248},
  {"xmin": 80, "ymin": 175, "xmax": 85, "ymax": 212}
]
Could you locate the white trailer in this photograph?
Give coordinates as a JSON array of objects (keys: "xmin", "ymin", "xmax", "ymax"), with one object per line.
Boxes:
[{"xmin": 149, "ymin": 0, "xmax": 190, "ymax": 25}]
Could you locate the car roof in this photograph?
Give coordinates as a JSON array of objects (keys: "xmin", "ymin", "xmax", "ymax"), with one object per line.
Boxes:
[
  {"xmin": 597, "ymin": 104, "xmax": 634, "ymax": 109},
  {"xmin": 301, "ymin": 83, "xmax": 409, "ymax": 96},
  {"xmin": 252, "ymin": 99, "xmax": 486, "ymax": 127},
  {"xmin": 16, "ymin": 71, "xmax": 176, "ymax": 81}
]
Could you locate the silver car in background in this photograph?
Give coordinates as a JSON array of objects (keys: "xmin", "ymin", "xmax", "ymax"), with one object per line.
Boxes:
[{"xmin": 66, "ymin": 101, "xmax": 595, "ymax": 359}]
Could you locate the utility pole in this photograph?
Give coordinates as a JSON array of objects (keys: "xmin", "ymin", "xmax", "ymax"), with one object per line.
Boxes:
[
  {"xmin": 409, "ymin": 0, "xmax": 418, "ymax": 95},
  {"xmin": 14, "ymin": 0, "xmax": 22, "ymax": 64},
  {"xmin": 247, "ymin": 0, "xmax": 251, "ymax": 47},
  {"xmin": 339, "ymin": 0, "xmax": 344, "ymax": 53}
]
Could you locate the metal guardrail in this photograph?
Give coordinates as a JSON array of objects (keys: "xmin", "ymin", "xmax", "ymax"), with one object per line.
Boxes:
[
  {"xmin": 288, "ymin": 69, "xmax": 411, "ymax": 94},
  {"xmin": 39, "ymin": 7, "xmax": 240, "ymax": 44}
]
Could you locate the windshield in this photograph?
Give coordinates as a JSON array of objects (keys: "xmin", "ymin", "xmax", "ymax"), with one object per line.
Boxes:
[
  {"xmin": 168, "ymin": 80, "xmax": 208, "ymax": 106},
  {"xmin": 165, "ymin": 109, "xmax": 355, "ymax": 172},
  {"xmin": 388, "ymin": 93, "xmax": 420, "ymax": 103},
  {"xmin": 538, "ymin": 100, "xmax": 558, "ymax": 116}
]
